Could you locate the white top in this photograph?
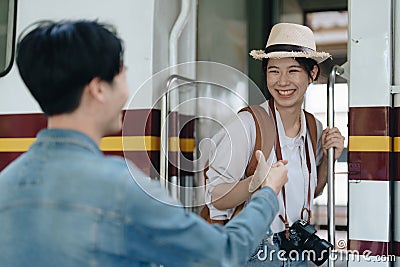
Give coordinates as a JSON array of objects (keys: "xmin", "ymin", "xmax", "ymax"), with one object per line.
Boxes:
[{"xmin": 205, "ymin": 100, "xmax": 323, "ymax": 233}]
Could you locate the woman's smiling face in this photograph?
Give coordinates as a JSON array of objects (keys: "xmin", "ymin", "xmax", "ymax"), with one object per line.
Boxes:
[{"xmin": 266, "ymin": 57, "xmax": 317, "ymax": 109}]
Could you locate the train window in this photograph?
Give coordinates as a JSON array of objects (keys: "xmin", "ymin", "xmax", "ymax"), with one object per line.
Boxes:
[
  {"xmin": 304, "ymin": 10, "xmax": 348, "ymax": 165},
  {"xmin": 0, "ymin": 0, "xmax": 17, "ymax": 77},
  {"xmin": 304, "ymin": 9, "xmax": 349, "ymax": 247},
  {"xmin": 305, "ymin": 10, "xmax": 348, "ymax": 84}
]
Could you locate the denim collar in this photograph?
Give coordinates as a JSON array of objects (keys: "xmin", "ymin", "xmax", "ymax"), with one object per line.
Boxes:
[{"xmin": 36, "ymin": 129, "xmax": 102, "ymax": 155}]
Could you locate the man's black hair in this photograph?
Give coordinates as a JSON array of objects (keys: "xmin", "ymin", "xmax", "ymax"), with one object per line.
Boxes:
[{"xmin": 16, "ymin": 20, "xmax": 124, "ymax": 116}]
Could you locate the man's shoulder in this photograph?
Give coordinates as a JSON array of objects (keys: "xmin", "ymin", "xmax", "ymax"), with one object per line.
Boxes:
[{"xmin": 85, "ymin": 154, "xmax": 138, "ymax": 179}]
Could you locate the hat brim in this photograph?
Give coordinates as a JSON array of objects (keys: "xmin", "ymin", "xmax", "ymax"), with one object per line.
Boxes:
[{"xmin": 250, "ymin": 49, "xmax": 331, "ymax": 64}]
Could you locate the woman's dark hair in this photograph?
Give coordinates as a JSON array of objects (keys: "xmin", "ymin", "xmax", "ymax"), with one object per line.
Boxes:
[
  {"xmin": 16, "ymin": 20, "xmax": 124, "ymax": 116},
  {"xmin": 262, "ymin": 57, "xmax": 320, "ymax": 82}
]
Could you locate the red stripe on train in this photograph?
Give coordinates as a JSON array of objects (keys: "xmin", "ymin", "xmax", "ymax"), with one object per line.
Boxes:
[{"xmin": 349, "ymin": 240, "xmax": 400, "ymax": 256}]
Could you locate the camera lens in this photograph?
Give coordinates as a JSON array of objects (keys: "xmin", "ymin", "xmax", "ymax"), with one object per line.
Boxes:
[{"xmin": 303, "ymin": 235, "xmax": 333, "ymax": 266}]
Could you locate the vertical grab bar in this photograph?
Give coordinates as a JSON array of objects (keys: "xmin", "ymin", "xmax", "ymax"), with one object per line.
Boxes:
[
  {"xmin": 327, "ymin": 65, "xmax": 344, "ymax": 267},
  {"xmin": 160, "ymin": 75, "xmax": 195, "ymax": 199}
]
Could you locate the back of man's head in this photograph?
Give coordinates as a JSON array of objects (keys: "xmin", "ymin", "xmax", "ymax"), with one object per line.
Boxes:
[{"xmin": 16, "ymin": 20, "xmax": 124, "ymax": 116}]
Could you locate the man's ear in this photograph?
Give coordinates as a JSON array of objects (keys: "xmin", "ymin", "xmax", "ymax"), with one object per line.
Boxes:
[{"xmin": 86, "ymin": 77, "xmax": 106, "ymax": 103}]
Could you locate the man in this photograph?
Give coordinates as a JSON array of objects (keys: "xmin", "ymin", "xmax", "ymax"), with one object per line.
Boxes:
[{"xmin": 0, "ymin": 20, "xmax": 288, "ymax": 267}]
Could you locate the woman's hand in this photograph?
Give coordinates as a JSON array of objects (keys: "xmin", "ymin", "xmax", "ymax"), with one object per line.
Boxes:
[
  {"xmin": 212, "ymin": 150, "xmax": 288, "ymax": 209},
  {"xmin": 321, "ymin": 127, "xmax": 345, "ymax": 160},
  {"xmin": 252, "ymin": 150, "xmax": 288, "ymax": 195}
]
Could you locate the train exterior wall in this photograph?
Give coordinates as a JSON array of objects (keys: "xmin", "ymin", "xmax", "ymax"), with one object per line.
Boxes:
[
  {"xmin": 348, "ymin": 0, "xmax": 399, "ymax": 265},
  {"xmin": 0, "ymin": 0, "xmax": 197, "ymax": 177}
]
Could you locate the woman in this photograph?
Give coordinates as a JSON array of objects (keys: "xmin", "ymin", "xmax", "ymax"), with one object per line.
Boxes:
[{"xmin": 204, "ymin": 23, "xmax": 345, "ymax": 266}]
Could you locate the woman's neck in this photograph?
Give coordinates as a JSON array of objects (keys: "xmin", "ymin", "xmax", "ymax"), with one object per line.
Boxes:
[{"xmin": 275, "ymin": 105, "xmax": 302, "ymax": 138}]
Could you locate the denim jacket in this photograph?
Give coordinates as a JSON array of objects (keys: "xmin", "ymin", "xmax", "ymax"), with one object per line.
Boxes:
[{"xmin": 0, "ymin": 129, "xmax": 279, "ymax": 267}]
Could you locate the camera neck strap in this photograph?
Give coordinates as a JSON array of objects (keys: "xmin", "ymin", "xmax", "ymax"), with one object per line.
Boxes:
[{"xmin": 268, "ymin": 99, "xmax": 313, "ymax": 238}]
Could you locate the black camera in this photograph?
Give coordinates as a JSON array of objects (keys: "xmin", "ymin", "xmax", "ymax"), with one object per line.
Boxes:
[{"xmin": 278, "ymin": 219, "xmax": 333, "ymax": 266}]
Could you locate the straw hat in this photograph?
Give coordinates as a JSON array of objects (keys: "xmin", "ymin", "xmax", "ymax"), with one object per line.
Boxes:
[{"xmin": 250, "ymin": 23, "xmax": 331, "ymax": 63}]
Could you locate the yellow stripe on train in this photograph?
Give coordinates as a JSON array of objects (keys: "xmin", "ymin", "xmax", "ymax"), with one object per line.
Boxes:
[
  {"xmin": 168, "ymin": 137, "xmax": 195, "ymax": 153},
  {"xmin": 394, "ymin": 137, "xmax": 400, "ymax": 152},
  {"xmin": 100, "ymin": 136, "xmax": 161, "ymax": 151},
  {"xmin": 0, "ymin": 136, "xmax": 195, "ymax": 152},
  {"xmin": 348, "ymin": 136, "xmax": 391, "ymax": 152},
  {"xmin": 102, "ymin": 136, "xmax": 195, "ymax": 152},
  {"xmin": 0, "ymin": 138, "xmax": 36, "ymax": 152}
]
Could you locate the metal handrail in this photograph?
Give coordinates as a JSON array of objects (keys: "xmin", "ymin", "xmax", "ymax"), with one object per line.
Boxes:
[
  {"xmin": 160, "ymin": 75, "xmax": 195, "ymax": 198},
  {"xmin": 327, "ymin": 65, "xmax": 344, "ymax": 267}
]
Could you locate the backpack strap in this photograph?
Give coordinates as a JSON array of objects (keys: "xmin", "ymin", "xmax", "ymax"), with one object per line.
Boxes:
[
  {"xmin": 239, "ymin": 105, "xmax": 275, "ymax": 177},
  {"xmin": 304, "ymin": 110, "xmax": 317, "ymax": 159}
]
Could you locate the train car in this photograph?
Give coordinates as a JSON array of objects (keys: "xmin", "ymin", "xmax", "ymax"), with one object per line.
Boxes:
[
  {"xmin": 0, "ymin": 0, "xmax": 399, "ymax": 266},
  {"xmin": 346, "ymin": 0, "xmax": 399, "ymax": 266}
]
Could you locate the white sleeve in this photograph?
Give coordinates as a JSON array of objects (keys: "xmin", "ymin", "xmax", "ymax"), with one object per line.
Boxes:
[{"xmin": 205, "ymin": 111, "xmax": 256, "ymax": 220}]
